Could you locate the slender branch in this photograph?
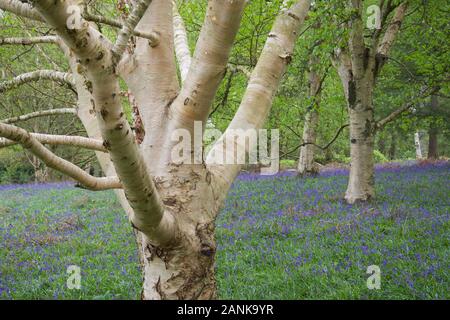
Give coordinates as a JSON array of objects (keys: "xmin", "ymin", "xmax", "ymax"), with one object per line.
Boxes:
[
  {"xmin": 375, "ymin": 102, "xmax": 414, "ymax": 129},
  {"xmin": 112, "ymin": 0, "xmax": 154, "ymax": 59},
  {"xmin": 0, "ymin": 133, "xmax": 106, "ymax": 152},
  {"xmin": 0, "ymin": 122, "xmax": 120, "ymax": 190},
  {"xmin": 0, "ymin": 0, "xmax": 159, "ymax": 44},
  {"xmin": 227, "ymin": 64, "xmax": 252, "ymax": 78},
  {"xmin": 1, "ymin": 108, "xmax": 77, "ymax": 124},
  {"xmin": 282, "ymin": 123, "xmax": 350, "ymax": 158},
  {"xmin": 82, "ymin": 12, "xmax": 159, "ymax": 45},
  {"xmin": 0, "ymin": 70, "xmax": 75, "ymax": 93},
  {"xmin": 375, "ymin": 85, "xmax": 440, "ymax": 130},
  {"xmin": 210, "ymin": 70, "xmax": 235, "ymax": 117},
  {"xmin": 283, "ymin": 123, "xmax": 302, "ymax": 139},
  {"xmin": 0, "ymin": 36, "xmax": 59, "ymax": 46}
]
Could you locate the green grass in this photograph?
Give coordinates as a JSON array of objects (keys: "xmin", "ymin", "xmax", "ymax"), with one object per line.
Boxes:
[
  {"xmin": 0, "ymin": 162, "xmax": 449, "ymax": 299},
  {"xmin": 0, "ymin": 186, "xmax": 141, "ymax": 299}
]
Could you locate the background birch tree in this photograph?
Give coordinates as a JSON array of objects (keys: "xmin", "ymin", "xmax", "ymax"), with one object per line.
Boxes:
[{"xmin": 323, "ymin": 0, "xmax": 447, "ymax": 203}]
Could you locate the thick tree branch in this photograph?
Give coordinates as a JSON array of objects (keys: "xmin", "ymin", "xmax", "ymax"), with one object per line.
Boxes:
[
  {"xmin": 348, "ymin": 0, "xmax": 366, "ymax": 80},
  {"xmin": 0, "ymin": 122, "xmax": 120, "ymax": 190},
  {"xmin": 112, "ymin": 0, "xmax": 154, "ymax": 59},
  {"xmin": 0, "ymin": 70, "xmax": 75, "ymax": 93},
  {"xmin": 169, "ymin": 0, "xmax": 247, "ymax": 127},
  {"xmin": 377, "ymin": 2, "xmax": 408, "ymax": 57},
  {"xmin": 207, "ymin": 0, "xmax": 311, "ymax": 194},
  {"xmin": 332, "ymin": 49, "xmax": 353, "ymax": 100},
  {"xmin": 172, "ymin": 1, "xmax": 192, "ymax": 83},
  {"xmin": 33, "ymin": 0, "xmax": 174, "ymax": 246},
  {"xmin": 372, "ymin": 0, "xmax": 393, "ymax": 44},
  {"xmin": 121, "ymin": 0, "xmax": 180, "ymax": 160},
  {"xmin": 373, "ymin": 2, "xmax": 408, "ymax": 75},
  {"xmin": 0, "ymin": 0, "xmax": 42, "ymax": 21},
  {"xmin": 0, "ymin": 133, "xmax": 106, "ymax": 152},
  {"xmin": 0, "ymin": 36, "xmax": 59, "ymax": 45},
  {"xmin": 1, "ymin": 108, "xmax": 77, "ymax": 124}
]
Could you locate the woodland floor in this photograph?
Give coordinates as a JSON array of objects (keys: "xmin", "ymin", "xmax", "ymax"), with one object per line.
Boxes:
[{"xmin": 0, "ymin": 161, "xmax": 449, "ymax": 299}]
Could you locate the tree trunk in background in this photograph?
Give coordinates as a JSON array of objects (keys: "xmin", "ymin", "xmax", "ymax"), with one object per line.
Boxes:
[
  {"xmin": 31, "ymin": 155, "xmax": 48, "ymax": 182},
  {"xmin": 388, "ymin": 131, "xmax": 397, "ymax": 160},
  {"xmin": 298, "ymin": 110, "xmax": 319, "ymax": 174},
  {"xmin": 427, "ymin": 95, "xmax": 439, "ymax": 159},
  {"xmin": 428, "ymin": 128, "xmax": 438, "ymax": 159},
  {"xmin": 332, "ymin": 1, "xmax": 408, "ymax": 203},
  {"xmin": 415, "ymin": 132, "xmax": 423, "ymax": 159},
  {"xmin": 333, "ymin": 50, "xmax": 376, "ymax": 203},
  {"xmin": 325, "ymin": 148, "xmax": 333, "ymax": 162},
  {"xmin": 298, "ymin": 57, "xmax": 322, "ymax": 175},
  {"xmin": 346, "ymin": 87, "xmax": 375, "ymax": 203}
]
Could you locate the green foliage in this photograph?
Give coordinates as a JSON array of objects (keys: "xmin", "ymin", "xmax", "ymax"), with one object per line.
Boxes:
[
  {"xmin": 280, "ymin": 159, "xmax": 296, "ymax": 170},
  {"xmin": 333, "ymin": 153, "xmax": 351, "ymax": 165},
  {"xmin": 0, "ymin": 148, "xmax": 34, "ymax": 184},
  {"xmin": 374, "ymin": 150, "xmax": 388, "ymax": 164}
]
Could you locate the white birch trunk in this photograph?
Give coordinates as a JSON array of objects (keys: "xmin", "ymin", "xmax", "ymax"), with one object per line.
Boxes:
[
  {"xmin": 333, "ymin": 1, "xmax": 408, "ymax": 204},
  {"xmin": 346, "ymin": 102, "xmax": 376, "ymax": 203},
  {"xmin": 414, "ymin": 132, "xmax": 423, "ymax": 159},
  {"xmin": 298, "ymin": 58, "xmax": 321, "ymax": 175},
  {"xmin": 298, "ymin": 110, "xmax": 319, "ymax": 175}
]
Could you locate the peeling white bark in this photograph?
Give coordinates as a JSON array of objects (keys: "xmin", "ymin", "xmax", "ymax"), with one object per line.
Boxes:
[{"xmin": 0, "ymin": 133, "xmax": 106, "ymax": 152}]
